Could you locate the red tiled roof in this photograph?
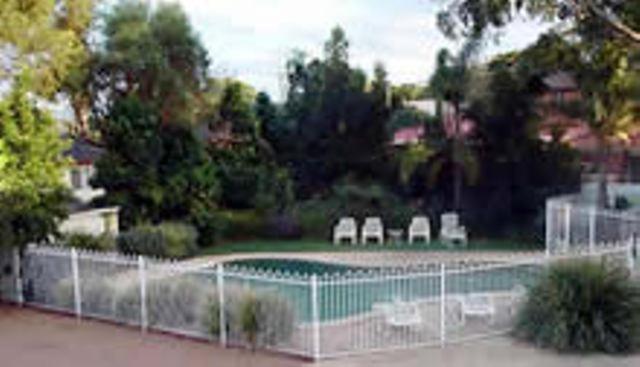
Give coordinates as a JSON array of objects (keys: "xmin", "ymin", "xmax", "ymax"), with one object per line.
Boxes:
[{"xmin": 392, "ymin": 125, "xmax": 424, "ymax": 146}]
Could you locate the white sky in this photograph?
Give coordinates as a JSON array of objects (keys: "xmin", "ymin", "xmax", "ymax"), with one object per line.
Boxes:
[{"xmin": 157, "ymin": 0, "xmax": 551, "ymax": 100}]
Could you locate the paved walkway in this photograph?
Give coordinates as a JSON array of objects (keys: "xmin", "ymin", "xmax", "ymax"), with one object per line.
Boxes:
[
  {"xmin": 187, "ymin": 250, "xmax": 542, "ymax": 269},
  {"xmin": 3, "ymin": 305, "xmax": 640, "ymax": 367}
]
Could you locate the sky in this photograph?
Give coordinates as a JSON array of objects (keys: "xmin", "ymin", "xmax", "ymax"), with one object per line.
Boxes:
[{"xmin": 152, "ymin": 0, "xmax": 551, "ymax": 100}]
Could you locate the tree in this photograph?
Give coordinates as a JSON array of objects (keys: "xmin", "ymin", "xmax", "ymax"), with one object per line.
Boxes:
[
  {"xmin": 281, "ymin": 27, "xmax": 394, "ymax": 196},
  {"xmin": 437, "ymin": 0, "xmax": 640, "ymax": 46},
  {"xmin": 577, "ymin": 45, "xmax": 640, "ymax": 207},
  {"xmin": 0, "ymin": 76, "xmax": 70, "ymax": 248},
  {"xmin": 93, "ymin": 97, "xmax": 220, "ymax": 233},
  {"xmin": 58, "ymin": 0, "xmax": 102, "ymax": 134},
  {"xmin": 218, "ymin": 81, "xmax": 257, "ymax": 135},
  {"xmin": 0, "ymin": 0, "xmax": 94, "ymax": 97},
  {"xmin": 93, "ymin": 0, "xmax": 209, "ymax": 125},
  {"xmin": 428, "ymin": 40, "xmax": 480, "ymax": 211}
]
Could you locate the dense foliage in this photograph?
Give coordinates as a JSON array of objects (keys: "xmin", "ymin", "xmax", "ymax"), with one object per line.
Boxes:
[
  {"xmin": 0, "ymin": 77, "xmax": 70, "ymax": 248},
  {"xmin": 117, "ymin": 222, "xmax": 198, "ymax": 259},
  {"xmin": 93, "ymin": 97, "xmax": 220, "ymax": 239},
  {"xmin": 515, "ymin": 260, "xmax": 640, "ymax": 353},
  {"xmin": 281, "ymin": 27, "xmax": 393, "ymax": 197}
]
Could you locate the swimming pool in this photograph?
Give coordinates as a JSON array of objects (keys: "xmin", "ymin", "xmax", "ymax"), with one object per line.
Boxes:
[{"xmin": 223, "ymin": 258, "xmax": 542, "ymax": 323}]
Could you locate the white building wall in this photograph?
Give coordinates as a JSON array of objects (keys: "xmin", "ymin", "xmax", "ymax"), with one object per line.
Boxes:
[{"xmin": 59, "ymin": 208, "xmax": 120, "ymax": 236}]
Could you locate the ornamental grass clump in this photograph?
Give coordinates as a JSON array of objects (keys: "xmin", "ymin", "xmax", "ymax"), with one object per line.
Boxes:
[{"xmin": 514, "ymin": 260, "xmax": 640, "ymax": 353}]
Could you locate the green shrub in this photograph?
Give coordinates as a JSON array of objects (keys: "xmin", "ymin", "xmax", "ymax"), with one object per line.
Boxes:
[
  {"xmin": 63, "ymin": 233, "xmax": 116, "ymax": 251},
  {"xmin": 218, "ymin": 210, "xmax": 267, "ymax": 240},
  {"xmin": 206, "ymin": 286, "xmax": 295, "ymax": 348},
  {"xmin": 514, "ymin": 260, "xmax": 640, "ymax": 353},
  {"xmin": 157, "ymin": 222, "xmax": 198, "ymax": 258},
  {"xmin": 117, "ymin": 225, "xmax": 164, "ymax": 256},
  {"xmin": 146, "ymin": 276, "xmax": 214, "ymax": 332},
  {"xmin": 53, "ymin": 276, "xmax": 115, "ymax": 314},
  {"xmin": 117, "ymin": 222, "xmax": 198, "ymax": 259},
  {"xmin": 294, "ymin": 181, "xmax": 419, "ymax": 239}
]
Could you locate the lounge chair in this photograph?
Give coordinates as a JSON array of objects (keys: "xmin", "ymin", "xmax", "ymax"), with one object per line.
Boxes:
[
  {"xmin": 333, "ymin": 217, "xmax": 358, "ymax": 245},
  {"xmin": 408, "ymin": 216, "xmax": 431, "ymax": 244},
  {"xmin": 459, "ymin": 293, "xmax": 495, "ymax": 325},
  {"xmin": 373, "ymin": 300, "xmax": 423, "ymax": 331},
  {"xmin": 361, "ymin": 217, "xmax": 384, "ymax": 244},
  {"xmin": 440, "ymin": 212, "xmax": 467, "ymax": 244}
]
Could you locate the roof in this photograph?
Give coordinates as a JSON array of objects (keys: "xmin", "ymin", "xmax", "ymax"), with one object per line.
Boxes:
[
  {"xmin": 392, "ymin": 125, "xmax": 425, "ymax": 146},
  {"xmin": 64, "ymin": 137, "xmax": 104, "ymax": 165},
  {"xmin": 542, "ymin": 71, "xmax": 578, "ymax": 91}
]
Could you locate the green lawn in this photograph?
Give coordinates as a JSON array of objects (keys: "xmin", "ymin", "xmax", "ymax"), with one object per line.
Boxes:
[{"xmin": 197, "ymin": 238, "xmax": 542, "ymax": 256}]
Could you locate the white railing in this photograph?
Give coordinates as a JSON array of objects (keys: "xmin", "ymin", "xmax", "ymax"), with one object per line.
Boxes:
[
  {"xmin": 0, "ymin": 243, "xmax": 636, "ymax": 360},
  {"xmin": 546, "ymin": 195, "xmax": 640, "ymax": 256}
]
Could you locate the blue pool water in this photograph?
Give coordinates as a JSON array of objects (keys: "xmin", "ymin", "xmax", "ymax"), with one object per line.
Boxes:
[{"xmin": 224, "ymin": 258, "xmax": 541, "ymax": 322}]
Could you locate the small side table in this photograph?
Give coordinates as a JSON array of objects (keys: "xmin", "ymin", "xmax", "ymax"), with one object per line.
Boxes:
[{"xmin": 387, "ymin": 229, "xmax": 404, "ymax": 245}]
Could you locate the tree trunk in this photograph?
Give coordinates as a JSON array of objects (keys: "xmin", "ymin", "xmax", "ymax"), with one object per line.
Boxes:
[
  {"xmin": 71, "ymin": 97, "xmax": 89, "ymax": 135},
  {"xmin": 453, "ymin": 102, "xmax": 462, "ymax": 212},
  {"xmin": 596, "ymin": 137, "xmax": 609, "ymax": 209}
]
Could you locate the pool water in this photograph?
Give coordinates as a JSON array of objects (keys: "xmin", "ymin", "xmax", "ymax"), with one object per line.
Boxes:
[
  {"xmin": 224, "ymin": 258, "xmax": 541, "ymax": 323},
  {"xmin": 227, "ymin": 258, "xmax": 375, "ymax": 275}
]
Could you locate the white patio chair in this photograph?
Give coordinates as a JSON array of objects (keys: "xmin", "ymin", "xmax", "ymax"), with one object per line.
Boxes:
[
  {"xmin": 508, "ymin": 285, "xmax": 528, "ymax": 316},
  {"xmin": 333, "ymin": 217, "xmax": 357, "ymax": 245},
  {"xmin": 459, "ymin": 293, "xmax": 495, "ymax": 325},
  {"xmin": 440, "ymin": 212, "xmax": 467, "ymax": 244},
  {"xmin": 373, "ymin": 300, "xmax": 423, "ymax": 331},
  {"xmin": 361, "ymin": 217, "xmax": 384, "ymax": 244},
  {"xmin": 408, "ymin": 216, "xmax": 431, "ymax": 244}
]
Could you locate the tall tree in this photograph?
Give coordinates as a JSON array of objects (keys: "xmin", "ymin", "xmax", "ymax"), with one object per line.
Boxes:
[
  {"xmin": 93, "ymin": 96, "xmax": 220, "ymax": 229},
  {"xmin": 93, "ymin": 0, "xmax": 209, "ymax": 125},
  {"xmin": 0, "ymin": 76, "xmax": 70, "ymax": 248},
  {"xmin": 0, "ymin": 0, "xmax": 94, "ymax": 96},
  {"xmin": 429, "ymin": 40, "xmax": 480, "ymax": 211},
  {"xmin": 282, "ymin": 27, "xmax": 393, "ymax": 196},
  {"xmin": 437, "ymin": 0, "xmax": 640, "ymax": 46}
]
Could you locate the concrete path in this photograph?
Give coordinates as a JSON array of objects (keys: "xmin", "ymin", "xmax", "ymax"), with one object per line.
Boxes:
[
  {"xmin": 187, "ymin": 250, "xmax": 542, "ymax": 269},
  {"xmin": 2, "ymin": 305, "xmax": 640, "ymax": 367}
]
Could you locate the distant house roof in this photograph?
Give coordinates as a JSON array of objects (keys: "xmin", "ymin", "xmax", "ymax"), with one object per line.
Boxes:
[
  {"xmin": 392, "ymin": 125, "xmax": 425, "ymax": 146},
  {"xmin": 542, "ymin": 71, "xmax": 578, "ymax": 91},
  {"xmin": 64, "ymin": 137, "xmax": 104, "ymax": 165}
]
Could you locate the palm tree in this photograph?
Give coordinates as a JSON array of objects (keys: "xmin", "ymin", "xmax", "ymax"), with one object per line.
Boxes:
[{"xmin": 428, "ymin": 40, "xmax": 480, "ymax": 211}]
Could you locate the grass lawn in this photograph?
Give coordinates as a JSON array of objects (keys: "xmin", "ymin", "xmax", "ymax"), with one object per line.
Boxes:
[{"xmin": 197, "ymin": 238, "xmax": 543, "ymax": 256}]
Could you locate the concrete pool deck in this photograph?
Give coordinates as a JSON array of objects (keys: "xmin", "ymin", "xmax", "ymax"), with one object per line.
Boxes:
[{"xmin": 186, "ymin": 250, "xmax": 544, "ymax": 269}]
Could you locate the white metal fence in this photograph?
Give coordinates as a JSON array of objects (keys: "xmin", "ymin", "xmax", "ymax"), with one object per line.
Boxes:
[
  {"xmin": 0, "ymin": 243, "xmax": 636, "ymax": 360},
  {"xmin": 546, "ymin": 195, "xmax": 640, "ymax": 255}
]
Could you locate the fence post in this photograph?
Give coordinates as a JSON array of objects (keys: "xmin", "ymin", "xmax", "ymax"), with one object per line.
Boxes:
[
  {"xmin": 589, "ymin": 207, "xmax": 597, "ymax": 254},
  {"xmin": 564, "ymin": 203, "xmax": 571, "ymax": 252},
  {"xmin": 440, "ymin": 263, "xmax": 446, "ymax": 347},
  {"xmin": 627, "ymin": 238, "xmax": 636, "ymax": 271},
  {"xmin": 13, "ymin": 248, "xmax": 23, "ymax": 305},
  {"xmin": 138, "ymin": 256, "xmax": 148, "ymax": 332},
  {"xmin": 310, "ymin": 274, "xmax": 321, "ymax": 360},
  {"xmin": 70, "ymin": 248, "xmax": 82, "ymax": 318},
  {"xmin": 217, "ymin": 264, "xmax": 226, "ymax": 347}
]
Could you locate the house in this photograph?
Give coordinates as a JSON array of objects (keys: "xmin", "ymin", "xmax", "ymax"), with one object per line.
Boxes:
[
  {"xmin": 60, "ymin": 137, "xmax": 120, "ymax": 236},
  {"xmin": 392, "ymin": 99, "xmax": 476, "ymax": 146},
  {"xmin": 536, "ymin": 71, "xmax": 640, "ymax": 182}
]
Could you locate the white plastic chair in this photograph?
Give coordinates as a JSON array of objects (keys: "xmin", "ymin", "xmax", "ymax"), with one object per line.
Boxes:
[
  {"xmin": 361, "ymin": 217, "xmax": 384, "ymax": 244},
  {"xmin": 459, "ymin": 293, "xmax": 495, "ymax": 325},
  {"xmin": 373, "ymin": 301, "xmax": 423, "ymax": 331},
  {"xmin": 333, "ymin": 217, "xmax": 357, "ymax": 245},
  {"xmin": 440, "ymin": 212, "xmax": 467, "ymax": 244},
  {"xmin": 408, "ymin": 216, "xmax": 431, "ymax": 244}
]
